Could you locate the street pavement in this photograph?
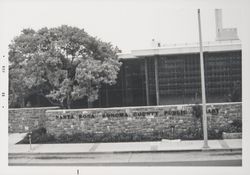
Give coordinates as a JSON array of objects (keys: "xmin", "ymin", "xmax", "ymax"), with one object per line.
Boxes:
[
  {"xmin": 8, "ymin": 133, "xmax": 242, "ymax": 166},
  {"xmin": 9, "ymin": 151, "xmax": 242, "ymax": 166}
]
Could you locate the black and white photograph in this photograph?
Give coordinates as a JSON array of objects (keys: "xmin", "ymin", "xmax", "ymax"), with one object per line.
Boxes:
[{"xmin": 0, "ymin": 0, "xmax": 250, "ymax": 174}]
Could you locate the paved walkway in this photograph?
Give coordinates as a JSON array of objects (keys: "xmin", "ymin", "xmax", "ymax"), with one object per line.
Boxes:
[{"xmin": 8, "ymin": 133, "xmax": 242, "ymax": 154}]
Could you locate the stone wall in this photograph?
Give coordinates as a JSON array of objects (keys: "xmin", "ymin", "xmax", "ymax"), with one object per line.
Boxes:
[
  {"xmin": 45, "ymin": 103, "xmax": 242, "ymax": 139},
  {"xmin": 9, "ymin": 107, "xmax": 59, "ymax": 133}
]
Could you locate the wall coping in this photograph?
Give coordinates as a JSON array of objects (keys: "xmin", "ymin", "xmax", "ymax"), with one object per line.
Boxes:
[
  {"xmin": 45, "ymin": 102, "xmax": 242, "ymax": 113},
  {"xmin": 9, "ymin": 106, "xmax": 60, "ymax": 111}
]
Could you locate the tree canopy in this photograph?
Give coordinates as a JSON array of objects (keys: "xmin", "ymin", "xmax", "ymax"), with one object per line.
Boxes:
[{"xmin": 9, "ymin": 25, "xmax": 121, "ymax": 108}]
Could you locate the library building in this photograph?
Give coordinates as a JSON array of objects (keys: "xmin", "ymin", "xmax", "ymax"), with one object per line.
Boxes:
[{"xmin": 94, "ymin": 10, "xmax": 242, "ymax": 108}]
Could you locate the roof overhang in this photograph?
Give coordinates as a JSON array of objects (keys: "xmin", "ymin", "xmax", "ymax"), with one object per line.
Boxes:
[{"xmin": 118, "ymin": 40, "xmax": 241, "ymax": 59}]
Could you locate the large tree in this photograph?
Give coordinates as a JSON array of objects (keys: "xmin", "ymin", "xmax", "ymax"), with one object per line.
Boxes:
[{"xmin": 9, "ymin": 25, "xmax": 121, "ymax": 108}]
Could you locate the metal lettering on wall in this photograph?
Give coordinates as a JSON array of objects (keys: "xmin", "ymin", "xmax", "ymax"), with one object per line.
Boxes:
[{"xmin": 54, "ymin": 107, "xmax": 219, "ymax": 119}]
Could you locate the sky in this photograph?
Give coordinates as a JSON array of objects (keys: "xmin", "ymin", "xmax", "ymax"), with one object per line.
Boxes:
[{"xmin": 0, "ymin": 0, "xmax": 243, "ymax": 55}]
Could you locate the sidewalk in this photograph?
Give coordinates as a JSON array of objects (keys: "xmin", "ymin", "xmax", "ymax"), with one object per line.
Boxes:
[{"xmin": 8, "ymin": 133, "xmax": 242, "ymax": 154}]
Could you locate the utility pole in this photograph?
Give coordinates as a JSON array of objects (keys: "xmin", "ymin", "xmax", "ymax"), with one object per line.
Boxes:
[
  {"xmin": 197, "ymin": 9, "xmax": 209, "ymax": 149},
  {"xmin": 154, "ymin": 56, "xmax": 159, "ymax": 105}
]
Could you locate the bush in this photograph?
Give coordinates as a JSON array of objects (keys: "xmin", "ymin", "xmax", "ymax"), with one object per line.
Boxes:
[
  {"xmin": 192, "ymin": 104, "xmax": 202, "ymax": 119},
  {"xmin": 207, "ymin": 128, "xmax": 223, "ymax": 140},
  {"xmin": 55, "ymin": 132, "xmax": 160, "ymax": 143},
  {"xmin": 230, "ymin": 119, "xmax": 242, "ymax": 132},
  {"xmin": 17, "ymin": 127, "xmax": 56, "ymax": 144}
]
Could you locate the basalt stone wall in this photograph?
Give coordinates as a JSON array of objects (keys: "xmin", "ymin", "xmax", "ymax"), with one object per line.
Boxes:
[
  {"xmin": 9, "ymin": 107, "xmax": 60, "ymax": 133},
  {"xmin": 45, "ymin": 103, "xmax": 241, "ymax": 140}
]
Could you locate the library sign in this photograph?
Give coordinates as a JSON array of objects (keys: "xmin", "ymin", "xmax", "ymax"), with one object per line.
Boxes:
[{"xmin": 54, "ymin": 106, "xmax": 219, "ymax": 120}]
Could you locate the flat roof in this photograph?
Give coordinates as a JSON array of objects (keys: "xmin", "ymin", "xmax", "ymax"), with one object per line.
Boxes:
[{"xmin": 118, "ymin": 40, "xmax": 241, "ymax": 59}]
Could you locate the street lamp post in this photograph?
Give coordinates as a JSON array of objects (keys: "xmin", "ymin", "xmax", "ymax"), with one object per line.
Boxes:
[{"xmin": 197, "ymin": 9, "xmax": 209, "ymax": 149}]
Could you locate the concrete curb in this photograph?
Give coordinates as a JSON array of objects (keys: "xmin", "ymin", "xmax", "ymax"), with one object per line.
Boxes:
[{"xmin": 9, "ymin": 148, "xmax": 242, "ymax": 156}]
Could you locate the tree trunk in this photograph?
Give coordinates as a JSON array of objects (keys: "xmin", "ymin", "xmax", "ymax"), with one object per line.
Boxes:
[
  {"xmin": 67, "ymin": 94, "xmax": 72, "ymax": 109},
  {"xmin": 87, "ymin": 99, "xmax": 93, "ymax": 108},
  {"xmin": 66, "ymin": 82, "xmax": 74, "ymax": 109},
  {"xmin": 37, "ymin": 95, "xmax": 40, "ymax": 107},
  {"xmin": 21, "ymin": 97, "xmax": 25, "ymax": 108}
]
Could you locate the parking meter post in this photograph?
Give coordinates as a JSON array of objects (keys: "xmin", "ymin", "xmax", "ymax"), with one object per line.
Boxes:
[
  {"xmin": 170, "ymin": 125, "xmax": 175, "ymax": 140},
  {"xmin": 29, "ymin": 132, "xmax": 32, "ymax": 150}
]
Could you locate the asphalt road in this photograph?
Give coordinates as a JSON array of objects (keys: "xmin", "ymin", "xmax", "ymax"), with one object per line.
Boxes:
[
  {"xmin": 9, "ymin": 159, "xmax": 242, "ymax": 166},
  {"xmin": 9, "ymin": 150, "xmax": 242, "ymax": 166}
]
